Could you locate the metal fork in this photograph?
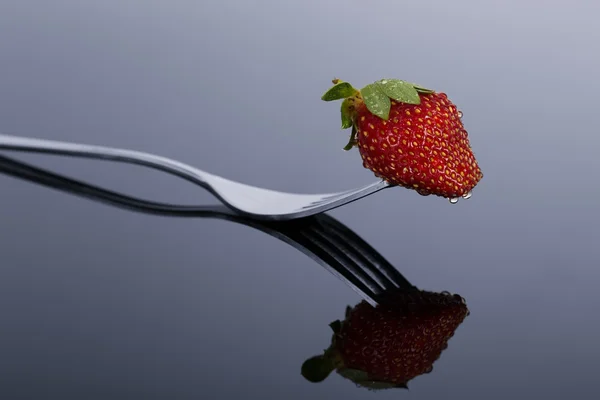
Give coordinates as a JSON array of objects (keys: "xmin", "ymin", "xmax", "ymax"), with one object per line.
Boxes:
[
  {"xmin": 0, "ymin": 153, "xmax": 414, "ymax": 306},
  {"xmin": 0, "ymin": 134, "xmax": 392, "ymax": 221}
]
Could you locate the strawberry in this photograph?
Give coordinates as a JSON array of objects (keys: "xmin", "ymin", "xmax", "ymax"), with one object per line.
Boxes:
[
  {"xmin": 301, "ymin": 289, "xmax": 469, "ymax": 390},
  {"xmin": 322, "ymin": 78, "xmax": 483, "ymax": 201}
]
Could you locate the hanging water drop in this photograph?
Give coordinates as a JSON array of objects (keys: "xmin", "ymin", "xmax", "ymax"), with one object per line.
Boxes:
[
  {"xmin": 462, "ymin": 191, "xmax": 472, "ymax": 200},
  {"xmin": 458, "ymin": 110, "xmax": 463, "ymax": 118},
  {"xmin": 449, "ymin": 197, "xmax": 459, "ymax": 204}
]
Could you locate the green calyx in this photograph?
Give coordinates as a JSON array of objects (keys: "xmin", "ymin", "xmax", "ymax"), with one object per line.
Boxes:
[
  {"xmin": 337, "ymin": 368, "xmax": 409, "ymax": 391},
  {"xmin": 301, "ymin": 354, "xmax": 336, "ymax": 383},
  {"xmin": 301, "ymin": 314, "xmax": 409, "ymax": 390},
  {"xmin": 302, "ymin": 357, "xmax": 409, "ymax": 389},
  {"xmin": 329, "ymin": 319, "xmax": 342, "ymax": 334},
  {"xmin": 321, "ymin": 79, "xmax": 359, "ymax": 101},
  {"xmin": 300, "ymin": 319, "xmax": 345, "ymax": 383},
  {"xmin": 301, "ymin": 347, "xmax": 344, "ymax": 383},
  {"xmin": 321, "ymin": 78, "xmax": 434, "ymax": 150}
]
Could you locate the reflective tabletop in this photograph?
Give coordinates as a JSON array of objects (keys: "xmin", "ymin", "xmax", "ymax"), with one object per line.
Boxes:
[{"xmin": 1, "ymin": 1, "xmax": 599, "ymax": 399}]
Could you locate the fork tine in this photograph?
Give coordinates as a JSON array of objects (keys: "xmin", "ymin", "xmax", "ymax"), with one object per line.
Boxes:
[
  {"xmin": 317, "ymin": 214, "xmax": 416, "ymax": 291},
  {"xmin": 300, "ymin": 181, "xmax": 386, "ymax": 209},
  {"xmin": 292, "ymin": 224, "xmax": 387, "ymax": 297},
  {"xmin": 306, "ymin": 220, "xmax": 397, "ymax": 292},
  {"xmin": 275, "ymin": 227, "xmax": 380, "ymax": 305}
]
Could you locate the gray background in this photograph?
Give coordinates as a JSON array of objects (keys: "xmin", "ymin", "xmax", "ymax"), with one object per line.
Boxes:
[{"xmin": 1, "ymin": 0, "xmax": 599, "ymax": 398}]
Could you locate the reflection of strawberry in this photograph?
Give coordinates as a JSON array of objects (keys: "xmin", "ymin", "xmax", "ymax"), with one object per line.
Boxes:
[
  {"xmin": 301, "ymin": 290, "xmax": 469, "ymax": 390},
  {"xmin": 322, "ymin": 78, "xmax": 483, "ymax": 201}
]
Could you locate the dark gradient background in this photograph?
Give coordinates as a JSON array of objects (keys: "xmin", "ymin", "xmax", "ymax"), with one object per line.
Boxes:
[{"xmin": 1, "ymin": 1, "xmax": 599, "ymax": 399}]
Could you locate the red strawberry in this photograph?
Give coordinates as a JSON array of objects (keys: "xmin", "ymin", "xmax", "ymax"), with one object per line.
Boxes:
[
  {"xmin": 301, "ymin": 289, "xmax": 469, "ymax": 390},
  {"xmin": 322, "ymin": 78, "xmax": 483, "ymax": 201}
]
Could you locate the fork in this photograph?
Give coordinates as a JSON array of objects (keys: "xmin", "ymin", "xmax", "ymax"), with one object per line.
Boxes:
[
  {"xmin": 0, "ymin": 134, "xmax": 392, "ymax": 221},
  {"xmin": 0, "ymin": 153, "xmax": 415, "ymax": 306}
]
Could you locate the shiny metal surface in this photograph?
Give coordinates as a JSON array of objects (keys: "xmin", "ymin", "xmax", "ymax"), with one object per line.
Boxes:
[{"xmin": 0, "ymin": 134, "xmax": 391, "ymax": 221}]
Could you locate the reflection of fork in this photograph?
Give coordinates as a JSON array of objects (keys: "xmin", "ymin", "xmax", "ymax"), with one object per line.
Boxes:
[{"xmin": 0, "ymin": 154, "xmax": 414, "ymax": 306}]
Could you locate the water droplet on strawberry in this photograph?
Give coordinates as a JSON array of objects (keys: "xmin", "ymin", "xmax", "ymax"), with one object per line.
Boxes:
[
  {"xmin": 449, "ymin": 197, "xmax": 459, "ymax": 204},
  {"xmin": 458, "ymin": 111, "xmax": 463, "ymax": 118},
  {"xmin": 462, "ymin": 191, "xmax": 472, "ymax": 200}
]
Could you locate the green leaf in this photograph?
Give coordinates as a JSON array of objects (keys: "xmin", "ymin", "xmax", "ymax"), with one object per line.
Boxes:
[
  {"xmin": 338, "ymin": 368, "xmax": 408, "ymax": 390},
  {"xmin": 345, "ymin": 306, "xmax": 353, "ymax": 318},
  {"xmin": 322, "ymin": 82, "xmax": 357, "ymax": 101},
  {"xmin": 376, "ymin": 79, "xmax": 421, "ymax": 105},
  {"xmin": 301, "ymin": 355, "xmax": 336, "ymax": 383},
  {"xmin": 410, "ymin": 82, "xmax": 435, "ymax": 94},
  {"xmin": 329, "ymin": 320, "xmax": 342, "ymax": 333},
  {"xmin": 337, "ymin": 368, "xmax": 370, "ymax": 382},
  {"xmin": 361, "ymin": 83, "xmax": 391, "ymax": 120},
  {"xmin": 340, "ymin": 99, "xmax": 353, "ymax": 129},
  {"xmin": 343, "ymin": 126, "xmax": 357, "ymax": 151}
]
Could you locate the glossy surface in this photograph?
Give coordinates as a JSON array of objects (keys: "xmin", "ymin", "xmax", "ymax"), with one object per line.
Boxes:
[
  {"xmin": 0, "ymin": 134, "xmax": 391, "ymax": 220},
  {"xmin": 1, "ymin": 1, "xmax": 600, "ymax": 399}
]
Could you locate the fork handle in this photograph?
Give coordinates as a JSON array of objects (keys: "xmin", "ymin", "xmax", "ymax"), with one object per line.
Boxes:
[{"xmin": 0, "ymin": 133, "xmax": 222, "ymax": 192}]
